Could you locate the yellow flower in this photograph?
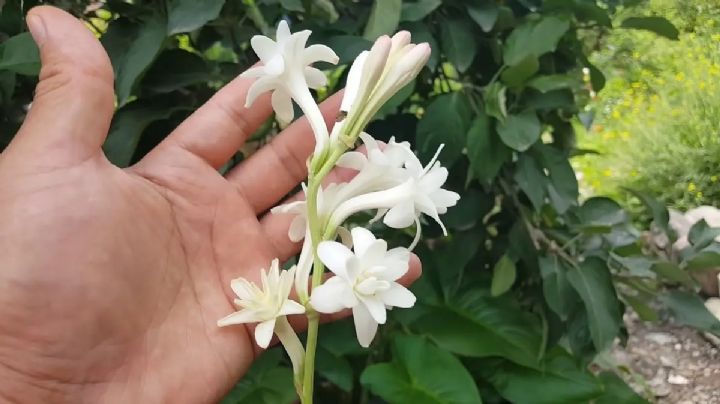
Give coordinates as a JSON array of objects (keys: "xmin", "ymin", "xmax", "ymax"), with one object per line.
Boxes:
[{"xmin": 688, "ymin": 183, "xmax": 696, "ymax": 192}]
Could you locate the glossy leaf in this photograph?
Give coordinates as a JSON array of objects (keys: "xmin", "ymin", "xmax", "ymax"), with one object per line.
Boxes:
[
  {"xmin": 503, "ymin": 16, "xmax": 570, "ymax": 66},
  {"xmin": 467, "ymin": 1, "xmax": 499, "ymax": 32},
  {"xmin": 360, "ymin": 335, "xmax": 482, "ymax": 404},
  {"xmin": 416, "ymin": 290, "xmax": 543, "ymax": 368},
  {"xmin": 400, "ymin": 0, "xmax": 441, "ymax": 22},
  {"xmin": 417, "ymin": 93, "xmax": 471, "ymax": 165},
  {"xmin": 566, "ymin": 257, "xmax": 622, "ymax": 351},
  {"xmin": 497, "ymin": 111, "xmax": 542, "ymax": 151},
  {"xmin": 660, "ymin": 291, "xmax": 720, "ymax": 336},
  {"xmin": 440, "ymin": 17, "xmax": 477, "ymax": 72},
  {"xmin": 491, "ymin": 255, "xmax": 517, "ymax": 296},
  {"xmin": 621, "ymin": 16, "xmax": 679, "ymax": 40},
  {"xmin": 539, "ymin": 256, "xmax": 576, "ymax": 320},
  {"xmin": 467, "ymin": 112, "xmax": 511, "ymax": 182},
  {"xmin": 0, "ymin": 33, "xmax": 40, "ymax": 75},
  {"xmin": 167, "ymin": 0, "xmax": 227, "ymax": 34},
  {"xmin": 364, "ymin": 0, "xmax": 402, "ymax": 40}
]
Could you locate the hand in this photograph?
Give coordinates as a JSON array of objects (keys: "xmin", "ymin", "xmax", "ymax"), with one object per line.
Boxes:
[{"xmin": 0, "ymin": 7, "xmax": 420, "ymax": 403}]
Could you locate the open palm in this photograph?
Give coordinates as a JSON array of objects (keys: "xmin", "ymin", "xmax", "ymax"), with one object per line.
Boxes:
[{"xmin": 0, "ymin": 7, "xmax": 419, "ymax": 403}]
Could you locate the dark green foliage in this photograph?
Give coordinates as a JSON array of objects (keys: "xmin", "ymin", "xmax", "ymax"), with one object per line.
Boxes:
[{"xmin": 1, "ymin": 0, "xmax": 716, "ymax": 403}]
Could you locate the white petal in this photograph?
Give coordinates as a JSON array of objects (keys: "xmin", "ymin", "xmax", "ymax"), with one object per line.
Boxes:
[
  {"xmin": 369, "ymin": 208, "xmax": 388, "ymax": 224},
  {"xmin": 361, "ymin": 297, "xmax": 387, "ymax": 324},
  {"xmin": 359, "ymin": 132, "xmax": 380, "ymax": 152},
  {"xmin": 383, "ymin": 199, "xmax": 417, "ymax": 229},
  {"xmin": 430, "ymin": 189, "xmax": 461, "ymax": 211},
  {"xmin": 390, "ymin": 31, "xmax": 411, "ymax": 56},
  {"xmin": 341, "ymin": 51, "xmax": 368, "ymax": 112},
  {"xmin": 272, "ymin": 89, "xmax": 294, "ymax": 124},
  {"xmin": 305, "ymin": 67, "xmax": 328, "ymax": 89},
  {"xmin": 279, "ymin": 300, "xmax": 306, "ymax": 316},
  {"xmin": 217, "ymin": 309, "xmax": 260, "ymax": 327},
  {"xmin": 380, "ymin": 284, "xmax": 416, "ymax": 308},
  {"xmin": 271, "ymin": 200, "xmax": 305, "ymax": 214},
  {"xmin": 288, "ymin": 216, "xmax": 306, "ymax": 242},
  {"xmin": 353, "ymin": 304, "xmax": 379, "ymax": 348},
  {"xmin": 420, "ymin": 166, "xmax": 449, "ymax": 191},
  {"xmin": 351, "ymin": 227, "xmax": 377, "ymax": 257},
  {"xmin": 361, "ymin": 239, "xmax": 388, "ymax": 265},
  {"xmin": 310, "ymin": 277, "xmax": 357, "ymax": 313},
  {"xmin": 338, "ymin": 226, "xmax": 353, "ymax": 248},
  {"xmin": 254, "ymin": 319, "xmax": 276, "ymax": 349},
  {"xmin": 250, "ymin": 35, "xmax": 278, "ymax": 61},
  {"xmin": 246, "ymin": 76, "xmax": 278, "ymax": 107},
  {"xmin": 317, "ymin": 241, "xmax": 354, "ymax": 278},
  {"xmin": 276, "ymin": 20, "xmax": 291, "ymax": 42},
  {"xmin": 240, "ymin": 66, "xmax": 265, "ymax": 79},
  {"xmin": 336, "ymin": 151, "xmax": 368, "ymax": 170},
  {"xmin": 230, "ymin": 278, "xmax": 255, "ymax": 300},
  {"xmin": 264, "ymin": 55, "xmax": 285, "ymax": 76},
  {"xmin": 293, "ymin": 30, "xmax": 312, "ymax": 50},
  {"xmin": 268, "ymin": 259, "xmax": 280, "ymax": 288},
  {"xmin": 303, "ymin": 44, "xmax": 339, "ymax": 65}
]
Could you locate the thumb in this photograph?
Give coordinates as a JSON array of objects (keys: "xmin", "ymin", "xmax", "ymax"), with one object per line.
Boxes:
[{"xmin": 10, "ymin": 6, "xmax": 115, "ymax": 164}]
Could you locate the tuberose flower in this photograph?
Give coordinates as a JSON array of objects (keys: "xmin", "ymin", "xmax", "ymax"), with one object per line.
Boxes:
[
  {"xmin": 331, "ymin": 31, "xmax": 431, "ymax": 145},
  {"xmin": 310, "ymin": 228, "xmax": 416, "ymax": 347},
  {"xmin": 242, "ymin": 20, "xmax": 339, "ymax": 153},
  {"xmin": 217, "ymin": 259, "xmax": 305, "ymax": 348}
]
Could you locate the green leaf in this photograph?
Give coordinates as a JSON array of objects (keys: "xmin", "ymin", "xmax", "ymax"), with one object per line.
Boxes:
[
  {"xmin": 467, "ymin": 1, "xmax": 499, "ymax": 32},
  {"xmin": 539, "ymin": 145, "xmax": 579, "ymax": 214},
  {"xmin": 514, "ymin": 154, "xmax": 547, "ymax": 210},
  {"xmin": 685, "ymin": 251, "xmax": 720, "ymax": 272},
  {"xmin": 0, "ymin": 71, "xmax": 16, "ymax": 103},
  {"xmin": 360, "ymin": 335, "xmax": 482, "ymax": 404},
  {"xmin": 688, "ymin": 219, "xmax": 720, "ymax": 251},
  {"xmin": 417, "ymin": 93, "xmax": 470, "ymax": 166},
  {"xmin": 528, "ymin": 74, "xmax": 577, "ymax": 93},
  {"xmin": 364, "ymin": 0, "xmax": 402, "ymax": 40},
  {"xmin": 565, "ymin": 257, "xmax": 622, "ymax": 351},
  {"xmin": 167, "ymin": 0, "xmax": 226, "ymax": 34},
  {"xmin": 596, "ymin": 372, "xmax": 649, "ymax": 404},
  {"xmin": 622, "ymin": 294, "xmax": 659, "ymax": 322},
  {"xmin": 221, "ymin": 349, "xmax": 295, "ymax": 404},
  {"xmin": 142, "ymin": 49, "xmax": 210, "ymax": 93},
  {"xmin": 501, "ymin": 55, "xmax": 539, "ymax": 87},
  {"xmin": 491, "ymin": 255, "xmax": 517, "ymax": 296},
  {"xmin": 466, "ymin": 112, "xmax": 511, "ymax": 182},
  {"xmin": 403, "ymin": 21, "xmax": 439, "ymax": 70},
  {"xmin": 497, "ymin": 111, "xmax": 542, "ymax": 151},
  {"xmin": 483, "ymin": 81, "xmax": 508, "ymax": 121},
  {"xmin": 588, "ymin": 62, "xmax": 606, "ymax": 91},
  {"xmin": 660, "ymin": 291, "xmax": 720, "ymax": 336},
  {"xmin": 279, "ymin": 0, "xmax": 304, "ymax": 12},
  {"xmin": 539, "ymin": 256, "xmax": 577, "ymax": 320},
  {"xmin": 625, "ymin": 188, "xmax": 674, "ymax": 240},
  {"xmin": 481, "ymin": 350, "xmax": 603, "ymax": 404},
  {"xmin": 0, "ymin": 32, "xmax": 40, "ymax": 75},
  {"xmin": 104, "ymin": 99, "xmax": 187, "ymax": 167},
  {"xmin": 574, "ymin": 197, "xmax": 628, "ymax": 230},
  {"xmin": 652, "ymin": 261, "xmax": 694, "ymax": 286},
  {"xmin": 431, "ymin": 231, "xmax": 483, "ymax": 297},
  {"xmin": 327, "ymin": 36, "xmax": 372, "ymax": 64},
  {"xmin": 621, "ymin": 16, "xmax": 679, "ymax": 40},
  {"xmin": 103, "ymin": 15, "xmax": 168, "ymax": 105},
  {"xmin": 503, "ymin": 16, "xmax": 570, "ymax": 66},
  {"xmin": 316, "ymin": 347, "xmax": 353, "ymax": 392},
  {"xmin": 416, "ymin": 290, "xmax": 543, "ymax": 368},
  {"xmin": 440, "ymin": 17, "xmax": 477, "ymax": 72},
  {"xmin": 400, "ymin": 0, "xmax": 441, "ymax": 22}
]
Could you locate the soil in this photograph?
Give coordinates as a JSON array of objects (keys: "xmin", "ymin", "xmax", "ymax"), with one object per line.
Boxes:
[{"xmin": 611, "ymin": 312, "xmax": 720, "ymax": 403}]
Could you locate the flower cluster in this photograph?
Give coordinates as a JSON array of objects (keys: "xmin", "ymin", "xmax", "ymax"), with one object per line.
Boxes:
[{"xmin": 217, "ymin": 21, "xmax": 459, "ymax": 403}]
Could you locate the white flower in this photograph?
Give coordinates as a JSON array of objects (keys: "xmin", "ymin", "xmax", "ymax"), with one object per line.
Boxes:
[
  {"xmin": 330, "ymin": 142, "xmax": 460, "ymax": 241},
  {"xmin": 217, "ymin": 259, "xmax": 305, "ymax": 348},
  {"xmin": 271, "ymin": 183, "xmax": 345, "ymax": 242},
  {"xmin": 310, "ymin": 228, "xmax": 416, "ymax": 347},
  {"xmin": 242, "ymin": 20, "xmax": 339, "ymax": 153},
  {"xmin": 332, "ymin": 31, "xmax": 431, "ymax": 144}
]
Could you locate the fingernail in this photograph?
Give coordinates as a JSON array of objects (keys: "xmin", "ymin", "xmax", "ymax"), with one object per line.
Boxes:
[{"xmin": 26, "ymin": 14, "xmax": 47, "ymax": 46}]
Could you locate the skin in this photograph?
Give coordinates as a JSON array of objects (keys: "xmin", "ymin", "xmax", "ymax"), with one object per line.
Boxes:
[{"xmin": 0, "ymin": 7, "xmax": 420, "ymax": 403}]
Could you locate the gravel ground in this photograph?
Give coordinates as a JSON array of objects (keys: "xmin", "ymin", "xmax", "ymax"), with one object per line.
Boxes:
[{"xmin": 611, "ymin": 312, "xmax": 720, "ymax": 403}]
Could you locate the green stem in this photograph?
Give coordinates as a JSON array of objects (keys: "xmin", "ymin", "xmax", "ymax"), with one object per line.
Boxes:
[{"xmin": 300, "ymin": 148, "xmax": 345, "ymax": 404}]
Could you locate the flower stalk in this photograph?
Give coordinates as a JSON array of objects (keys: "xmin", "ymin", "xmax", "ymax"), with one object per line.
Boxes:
[{"xmin": 216, "ymin": 22, "xmax": 457, "ymax": 404}]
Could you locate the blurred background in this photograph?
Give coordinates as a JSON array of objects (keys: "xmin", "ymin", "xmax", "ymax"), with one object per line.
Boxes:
[{"xmin": 1, "ymin": 0, "xmax": 720, "ymax": 403}]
